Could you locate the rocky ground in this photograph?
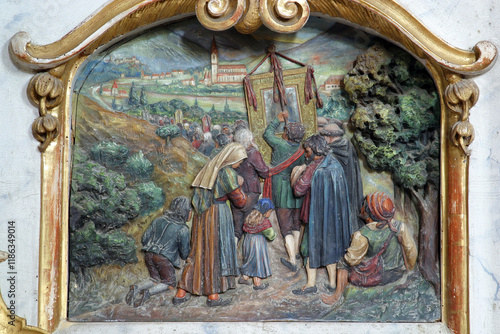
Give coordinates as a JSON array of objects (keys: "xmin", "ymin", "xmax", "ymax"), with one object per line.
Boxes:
[{"xmin": 71, "ymin": 212, "xmax": 440, "ymax": 323}]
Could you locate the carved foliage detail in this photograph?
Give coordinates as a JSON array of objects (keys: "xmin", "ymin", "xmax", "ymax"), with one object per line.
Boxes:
[
  {"xmin": 28, "ymin": 72, "xmax": 63, "ymax": 152},
  {"xmin": 196, "ymin": 0, "xmax": 310, "ymax": 33},
  {"xmin": 445, "ymin": 78, "xmax": 479, "ymax": 156}
]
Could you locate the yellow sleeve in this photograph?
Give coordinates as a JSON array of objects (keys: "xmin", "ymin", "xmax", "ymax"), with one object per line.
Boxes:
[
  {"xmin": 344, "ymin": 231, "xmax": 369, "ymax": 266},
  {"xmin": 398, "ymin": 223, "xmax": 418, "ymax": 270}
]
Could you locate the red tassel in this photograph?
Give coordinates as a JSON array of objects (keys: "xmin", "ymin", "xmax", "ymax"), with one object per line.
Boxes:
[
  {"xmin": 304, "ymin": 66, "xmax": 323, "ymax": 109},
  {"xmin": 269, "ymin": 51, "xmax": 288, "ymax": 111},
  {"xmin": 243, "ymin": 75, "xmax": 258, "ymax": 111},
  {"xmin": 243, "ymin": 47, "xmax": 323, "ymax": 113},
  {"xmin": 305, "ymin": 66, "xmax": 314, "ymax": 104}
]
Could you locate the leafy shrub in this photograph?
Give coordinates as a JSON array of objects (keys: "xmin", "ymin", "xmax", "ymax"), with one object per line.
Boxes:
[
  {"xmin": 90, "ymin": 141, "xmax": 129, "ymax": 167},
  {"xmin": 136, "ymin": 181, "xmax": 165, "ymax": 215},
  {"xmin": 126, "ymin": 150, "xmax": 154, "ymax": 180},
  {"xmin": 69, "ymin": 222, "xmax": 137, "ymax": 274},
  {"xmin": 71, "ymin": 160, "xmax": 141, "ymax": 231}
]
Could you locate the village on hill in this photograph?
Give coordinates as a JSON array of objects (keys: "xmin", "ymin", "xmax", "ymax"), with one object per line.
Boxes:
[{"xmin": 88, "ymin": 36, "xmax": 349, "ymax": 127}]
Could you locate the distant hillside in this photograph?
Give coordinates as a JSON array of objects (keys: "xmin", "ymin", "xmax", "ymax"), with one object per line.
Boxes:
[
  {"xmin": 76, "ymin": 18, "xmax": 368, "ymax": 94},
  {"xmin": 105, "ymin": 18, "xmax": 267, "ymax": 74},
  {"xmin": 73, "ymin": 94, "xmax": 208, "ymax": 204},
  {"xmin": 74, "ymin": 60, "xmax": 151, "ymax": 91}
]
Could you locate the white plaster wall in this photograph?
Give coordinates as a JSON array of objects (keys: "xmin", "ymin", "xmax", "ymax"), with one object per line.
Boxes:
[{"xmin": 0, "ymin": 0, "xmax": 498, "ymax": 333}]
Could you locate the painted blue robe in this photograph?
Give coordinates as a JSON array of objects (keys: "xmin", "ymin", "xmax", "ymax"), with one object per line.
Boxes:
[{"xmin": 308, "ymin": 154, "xmax": 353, "ymax": 269}]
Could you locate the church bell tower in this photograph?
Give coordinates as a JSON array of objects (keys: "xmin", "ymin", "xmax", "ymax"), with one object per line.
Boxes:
[{"xmin": 211, "ymin": 36, "xmax": 218, "ymax": 85}]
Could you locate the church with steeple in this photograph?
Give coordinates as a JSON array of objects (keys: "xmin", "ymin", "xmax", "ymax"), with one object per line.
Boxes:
[{"xmin": 207, "ymin": 36, "xmax": 247, "ymax": 86}]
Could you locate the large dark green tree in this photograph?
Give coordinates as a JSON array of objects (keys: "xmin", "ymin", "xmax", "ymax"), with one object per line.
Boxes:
[{"xmin": 345, "ymin": 43, "xmax": 440, "ymax": 295}]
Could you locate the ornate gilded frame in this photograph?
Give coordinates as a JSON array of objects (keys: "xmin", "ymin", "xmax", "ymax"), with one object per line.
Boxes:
[
  {"xmin": 5, "ymin": 0, "xmax": 496, "ymax": 333},
  {"xmin": 246, "ymin": 67, "xmax": 318, "ymax": 162}
]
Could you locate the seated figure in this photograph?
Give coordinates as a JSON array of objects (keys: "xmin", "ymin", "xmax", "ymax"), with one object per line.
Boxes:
[{"xmin": 322, "ymin": 192, "xmax": 417, "ymax": 306}]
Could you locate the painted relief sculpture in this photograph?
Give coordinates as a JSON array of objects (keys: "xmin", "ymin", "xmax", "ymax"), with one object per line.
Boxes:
[
  {"xmin": 126, "ymin": 196, "xmax": 192, "ymax": 308},
  {"xmin": 63, "ymin": 18, "xmax": 444, "ymax": 322},
  {"xmin": 263, "ymin": 112, "xmax": 305, "ymax": 273},
  {"xmin": 232, "ymin": 128, "xmax": 269, "ymax": 242},
  {"xmin": 345, "ymin": 43, "xmax": 440, "ymax": 296},
  {"xmin": 7, "ymin": 1, "xmax": 497, "ymax": 333},
  {"xmin": 239, "ymin": 198, "xmax": 277, "ymax": 290},
  {"xmin": 319, "ymin": 121, "xmax": 364, "ymax": 232}
]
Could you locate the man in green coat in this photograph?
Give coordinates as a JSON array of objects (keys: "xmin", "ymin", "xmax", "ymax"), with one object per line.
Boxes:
[{"xmin": 263, "ymin": 111, "xmax": 305, "ymax": 272}]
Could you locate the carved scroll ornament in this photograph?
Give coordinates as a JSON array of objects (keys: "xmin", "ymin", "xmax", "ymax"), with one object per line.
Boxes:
[
  {"xmin": 445, "ymin": 76, "xmax": 479, "ymax": 156},
  {"xmin": 196, "ymin": 0, "xmax": 310, "ymax": 33}
]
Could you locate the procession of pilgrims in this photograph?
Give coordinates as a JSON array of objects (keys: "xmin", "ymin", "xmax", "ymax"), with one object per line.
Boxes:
[{"xmin": 125, "ymin": 111, "xmax": 418, "ymax": 308}]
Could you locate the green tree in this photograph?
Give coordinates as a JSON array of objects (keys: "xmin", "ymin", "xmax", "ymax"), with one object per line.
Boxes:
[
  {"xmin": 155, "ymin": 124, "xmax": 180, "ymax": 146},
  {"xmin": 69, "ymin": 148, "xmax": 165, "ymax": 281},
  {"xmin": 345, "ymin": 43, "xmax": 440, "ymax": 295},
  {"xmin": 128, "ymin": 82, "xmax": 139, "ymax": 106},
  {"xmin": 139, "ymin": 86, "xmax": 148, "ymax": 106},
  {"xmin": 69, "ymin": 222, "xmax": 137, "ymax": 276},
  {"xmin": 190, "ymin": 102, "xmax": 205, "ymax": 120},
  {"xmin": 126, "ymin": 150, "xmax": 154, "ymax": 180},
  {"xmin": 70, "ymin": 158, "xmax": 141, "ymax": 232},
  {"xmin": 170, "ymin": 98, "xmax": 188, "ymax": 111}
]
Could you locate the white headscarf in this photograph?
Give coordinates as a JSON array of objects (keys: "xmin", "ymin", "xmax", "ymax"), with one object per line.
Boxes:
[{"xmin": 191, "ymin": 142, "xmax": 247, "ymax": 190}]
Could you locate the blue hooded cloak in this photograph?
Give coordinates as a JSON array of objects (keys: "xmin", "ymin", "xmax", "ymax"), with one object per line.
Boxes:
[{"xmin": 308, "ymin": 154, "xmax": 353, "ymax": 269}]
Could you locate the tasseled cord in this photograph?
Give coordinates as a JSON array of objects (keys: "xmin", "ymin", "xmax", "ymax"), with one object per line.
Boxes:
[
  {"xmin": 305, "ymin": 65, "xmax": 324, "ymax": 109},
  {"xmin": 243, "ymin": 45, "xmax": 323, "ymax": 112}
]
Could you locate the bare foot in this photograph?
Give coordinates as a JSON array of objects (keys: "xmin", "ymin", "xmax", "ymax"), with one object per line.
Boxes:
[
  {"xmin": 175, "ymin": 288, "xmax": 186, "ymax": 298},
  {"xmin": 321, "ymin": 293, "xmax": 341, "ymax": 305}
]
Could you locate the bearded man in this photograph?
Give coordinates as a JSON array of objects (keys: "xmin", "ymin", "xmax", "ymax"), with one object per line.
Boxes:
[{"xmin": 292, "ymin": 134, "xmax": 352, "ymax": 295}]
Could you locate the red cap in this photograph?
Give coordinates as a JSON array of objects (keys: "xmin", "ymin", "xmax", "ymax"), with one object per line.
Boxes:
[{"xmin": 366, "ymin": 192, "xmax": 395, "ymax": 222}]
